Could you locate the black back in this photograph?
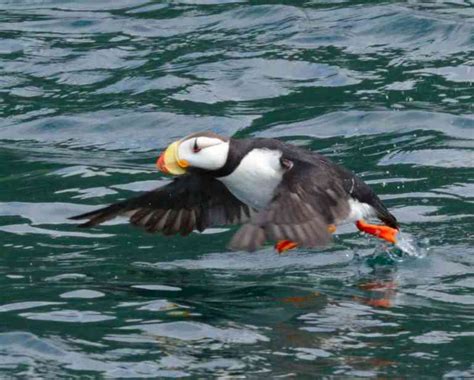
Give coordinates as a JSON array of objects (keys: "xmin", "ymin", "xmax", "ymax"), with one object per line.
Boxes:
[{"xmin": 214, "ymin": 137, "xmax": 398, "ymax": 229}]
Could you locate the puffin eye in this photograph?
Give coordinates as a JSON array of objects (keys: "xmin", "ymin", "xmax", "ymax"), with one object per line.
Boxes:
[{"xmin": 193, "ymin": 139, "xmax": 201, "ymax": 153}]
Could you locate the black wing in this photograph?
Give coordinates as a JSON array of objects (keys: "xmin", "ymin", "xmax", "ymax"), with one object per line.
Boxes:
[
  {"xmin": 229, "ymin": 160, "xmax": 351, "ymax": 252},
  {"xmin": 70, "ymin": 174, "xmax": 254, "ymax": 236}
]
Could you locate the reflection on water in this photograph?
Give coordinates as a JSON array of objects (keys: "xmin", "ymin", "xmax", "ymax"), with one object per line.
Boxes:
[{"xmin": 0, "ymin": 0, "xmax": 473, "ymax": 378}]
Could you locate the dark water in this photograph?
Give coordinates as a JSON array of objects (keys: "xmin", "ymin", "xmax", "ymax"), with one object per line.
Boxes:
[{"xmin": 1, "ymin": 0, "xmax": 473, "ymax": 377}]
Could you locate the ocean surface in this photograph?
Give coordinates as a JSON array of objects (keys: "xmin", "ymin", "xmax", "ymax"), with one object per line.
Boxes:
[{"xmin": 0, "ymin": 0, "xmax": 473, "ymax": 378}]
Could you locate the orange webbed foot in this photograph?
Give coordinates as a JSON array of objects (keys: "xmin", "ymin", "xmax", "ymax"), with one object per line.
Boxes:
[
  {"xmin": 275, "ymin": 240, "xmax": 298, "ymax": 254},
  {"xmin": 275, "ymin": 225, "xmax": 336, "ymax": 253},
  {"xmin": 356, "ymin": 220, "xmax": 398, "ymax": 244}
]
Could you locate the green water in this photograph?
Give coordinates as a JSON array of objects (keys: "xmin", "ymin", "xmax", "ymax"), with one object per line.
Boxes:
[{"xmin": 0, "ymin": 1, "xmax": 473, "ymax": 378}]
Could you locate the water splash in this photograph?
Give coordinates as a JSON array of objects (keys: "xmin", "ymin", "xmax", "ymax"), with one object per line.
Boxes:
[
  {"xmin": 394, "ymin": 231, "xmax": 427, "ymax": 259},
  {"xmin": 365, "ymin": 231, "xmax": 428, "ymax": 266}
]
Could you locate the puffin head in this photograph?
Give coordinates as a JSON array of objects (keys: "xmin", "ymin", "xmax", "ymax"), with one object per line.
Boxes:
[{"xmin": 157, "ymin": 132, "xmax": 230, "ymax": 175}]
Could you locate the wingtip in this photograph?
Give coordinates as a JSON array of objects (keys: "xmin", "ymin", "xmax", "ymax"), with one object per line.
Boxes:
[
  {"xmin": 68, "ymin": 215, "xmax": 85, "ymax": 221},
  {"xmin": 68, "ymin": 204, "xmax": 124, "ymax": 228},
  {"xmin": 69, "ymin": 209, "xmax": 101, "ymax": 221},
  {"xmin": 68, "ymin": 214, "xmax": 99, "ymax": 227}
]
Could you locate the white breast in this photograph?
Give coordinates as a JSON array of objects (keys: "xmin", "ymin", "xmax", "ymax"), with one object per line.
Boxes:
[{"xmin": 218, "ymin": 149, "xmax": 284, "ymax": 210}]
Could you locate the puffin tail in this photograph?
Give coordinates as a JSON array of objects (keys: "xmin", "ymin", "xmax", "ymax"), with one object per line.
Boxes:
[
  {"xmin": 377, "ymin": 211, "xmax": 400, "ymax": 230},
  {"xmin": 375, "ymin": 206, "xmax": 399, "ymax": 230},
  {"xmin": 342, "ymin": 172, "xmax": 400, "ymax": 230},
  {"xmin": 69, "ymin": 203, "xmax": 127, "ymax": 227}
]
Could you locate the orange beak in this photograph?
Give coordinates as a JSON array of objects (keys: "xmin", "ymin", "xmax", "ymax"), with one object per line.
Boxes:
[
  {"xmin": 156, "ymin": 152, "xmax": 169, "ymax": 174},
  {"xmin": 155, "ymin": 141, "xmax": 188, "ymax": 175}
]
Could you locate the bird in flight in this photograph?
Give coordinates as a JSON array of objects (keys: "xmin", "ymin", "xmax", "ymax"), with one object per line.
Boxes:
[{"xmin": 71, "ymin": 132, "xmax": 399, "ymax": 253}]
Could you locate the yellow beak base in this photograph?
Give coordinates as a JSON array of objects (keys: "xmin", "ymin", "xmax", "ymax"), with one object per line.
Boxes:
[{"xmin": 161, "ymin": 141, "xmax": 187, "ymax": 175}]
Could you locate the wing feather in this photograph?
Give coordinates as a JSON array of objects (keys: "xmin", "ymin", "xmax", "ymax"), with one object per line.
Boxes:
[{"xmin": 70, "ymin": 174, "xmax": 254, "ymax": 236}]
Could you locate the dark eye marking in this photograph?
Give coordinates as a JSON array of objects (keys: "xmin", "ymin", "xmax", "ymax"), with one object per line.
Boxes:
[{"xmin": 193, "ymin": 139, "xmax": 201, "ymax": 153}]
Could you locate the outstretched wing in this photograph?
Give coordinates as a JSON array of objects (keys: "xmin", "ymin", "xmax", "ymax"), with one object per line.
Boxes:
[
  {"xmin": 229, "ymin": 160, "xmax": 351, "ymax": 251},
  {"xmin": 70, "ymin": 174, "xmax": 254, "ymax": 236}
]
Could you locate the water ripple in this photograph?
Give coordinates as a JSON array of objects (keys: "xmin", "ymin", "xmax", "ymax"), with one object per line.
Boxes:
[{"xmin": 0, "ymin": 0, "xmax": 472, "ymax": 378}]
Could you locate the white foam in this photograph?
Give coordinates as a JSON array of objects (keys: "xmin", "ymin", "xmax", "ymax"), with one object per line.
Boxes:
[{"xmin": 395, "ymin": 231, "xmax": 427, "ymax": 258}]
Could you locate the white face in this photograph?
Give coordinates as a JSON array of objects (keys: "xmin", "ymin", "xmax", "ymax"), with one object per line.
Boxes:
[{"xmin": 177, "ymin": 136, "xmax": 230, "ymax": 171}]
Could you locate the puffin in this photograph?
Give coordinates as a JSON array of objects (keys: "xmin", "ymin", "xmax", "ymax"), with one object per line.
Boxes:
[{"xmin": 70, "ymin": 132, "xmax": 399, "ymax": 253}]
